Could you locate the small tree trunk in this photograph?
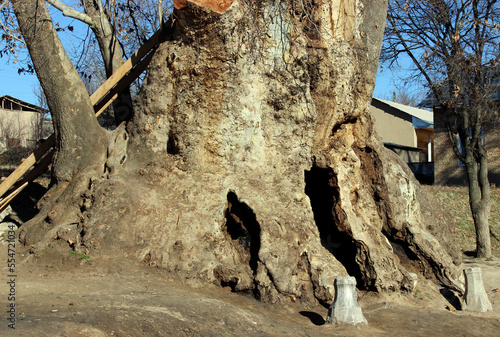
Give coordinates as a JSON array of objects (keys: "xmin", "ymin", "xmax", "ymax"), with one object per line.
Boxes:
[
  {"xmin": 13, "ymin": 0, "xmax": 108, "ymax": 248},
  {"xmin": 83, "ymin": 0, "xmax": 134, "ymax": 125},
  {"xmin": 12, "ymin": 0, "xmax": 107, "ymax": 183},
  {"xmin": 474, "ymin": 145, "xmax": 491, "ymax": 258},
  {"xmin": 465, "ymin": 145, "xmax": 491, "ymax": 258},
  {"xmin": 474, "ymin": 206, "xmax": 491, "ymax": 258}
]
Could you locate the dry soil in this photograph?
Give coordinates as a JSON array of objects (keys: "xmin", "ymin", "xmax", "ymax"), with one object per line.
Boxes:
[{"xmin": 1, "ymin": 242, "xmax": 499, "ymax": 337}]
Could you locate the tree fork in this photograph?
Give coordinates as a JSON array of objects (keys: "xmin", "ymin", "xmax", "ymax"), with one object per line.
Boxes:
[{"xmin": 13, "ymin": 0, "xmax": 464, "ymax": 305}]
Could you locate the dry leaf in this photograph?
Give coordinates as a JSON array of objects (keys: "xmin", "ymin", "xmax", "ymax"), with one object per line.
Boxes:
[{"xmin": 445, "ymin": 305, "xmax": 456, "ymax": 312}]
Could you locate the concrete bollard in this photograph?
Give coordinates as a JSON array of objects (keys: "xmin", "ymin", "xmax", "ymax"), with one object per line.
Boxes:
[
  {"xmin": 462, "ymin": 267, "xmax": 492, "ymax": 312},
  {"xmin": 326, "ymin": 276, "xmax": 367, "ymax": 325}
]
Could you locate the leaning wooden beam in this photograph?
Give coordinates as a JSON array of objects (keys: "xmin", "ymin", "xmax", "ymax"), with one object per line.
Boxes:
[
  {"xmin": 0, "ymin": 133, "xmax": 54, "ymax": 199},
  {"xmin": 0, "ymin": 29, "xmax": 161, "ymax": 200},
  {"xmin": 0, "ymin": 182, "xmax": 28, "ymax": 214},
  {"xmin": 14, "ymin": 148, "xmax": 54, "ymax": 191},
  {"xmin": 93, "ymin": 47, "xmax": 157, "ymax": 117},
  {"xmin": 0, "ymin": 149, "xmax": 54, "ymax": 213},
  {"xmin": 91, "ymin": 29, "xmax": 161, "ymax": 109}
]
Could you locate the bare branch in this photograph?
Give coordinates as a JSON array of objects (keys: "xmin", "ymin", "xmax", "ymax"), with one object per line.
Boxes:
[
  {"xmin": 0, "ymin": 1, "xmax": 26, "ymax": 47},
  {"xmin": 46, "ymin": 0, "xmax": 96, "ymax": 27},
  {"xmin": 0, "ymin": 1, "xmax": 8, "ymax": 12}
]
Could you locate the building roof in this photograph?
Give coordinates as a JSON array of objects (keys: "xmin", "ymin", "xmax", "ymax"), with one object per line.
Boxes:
[
  {"xmin": 372, "ymin": 97, "xmax": 433, "ymax": 125},
  {"xmin": 0, "ymin": 95, "xmax": 48, "ymax": 114}
]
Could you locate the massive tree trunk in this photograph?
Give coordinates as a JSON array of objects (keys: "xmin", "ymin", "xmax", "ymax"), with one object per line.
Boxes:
[{"xmin": 17, "ymin": 0, "xmax": 463, "ymax": 306}]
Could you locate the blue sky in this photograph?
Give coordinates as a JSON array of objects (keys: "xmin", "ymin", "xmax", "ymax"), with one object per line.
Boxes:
[
  {"xmin": 0, "ymin": 4, "xmax": 85, "ymax": 106},
  {"xmin": 373, "ymin": 62, "xmax": 426, "ymax": 101},
  {"xmin": 373, "ymin": 70, "xmax": 397, "ymax": 100},
  {"xmin": 0, "ymin": 61, "xmax": 41, "ymax": 105}
]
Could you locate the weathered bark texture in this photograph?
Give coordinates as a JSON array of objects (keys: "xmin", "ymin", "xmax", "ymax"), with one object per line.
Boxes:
[
  {"xmin": 12, "ymin": 0, "xmax": 107, "ymax": 183},
  {"xmin": 12, "ymin": 0, "xmax": 108, "ymax": 247},
  {"xmin": 19, "ymin": 0, "xmax": 463, "ymax": 306}
]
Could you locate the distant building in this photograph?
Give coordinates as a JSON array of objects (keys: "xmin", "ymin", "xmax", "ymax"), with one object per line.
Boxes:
[
  {"xmin": 0, "ymin": 95, "xmax": 48, "ymax": 151},
  {"xmin": 418, "ymin": 102, "xmax": 500, "ymax": 186},
  {"xmin": 369, "ymin": 97, "xmax": 434, "ymax": 183}
]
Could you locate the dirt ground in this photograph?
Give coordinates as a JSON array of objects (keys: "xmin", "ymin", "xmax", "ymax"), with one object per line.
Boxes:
[
  {"xmin": 1, "ymin": 181, "xmax": 499, "ymax": 336},
  {"xmin": 0, "ymin": 241, "xmax": 499, "ymax": 337}
]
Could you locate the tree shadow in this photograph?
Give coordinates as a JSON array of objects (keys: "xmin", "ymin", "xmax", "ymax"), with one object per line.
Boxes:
[
  {"xmin": 463, "ymin": 250, "xmax": 476, "ymax": 258},
  {"xmin": 6, "ymin": 182, "xmax": 48, "ymax": 225},
  {"xmin": 440, "ymin": 288, "xmax": 462, "ymax": 310},
  {"xmin": 299, "ymin": 311, "xmax": 325, "ymax": 326}
]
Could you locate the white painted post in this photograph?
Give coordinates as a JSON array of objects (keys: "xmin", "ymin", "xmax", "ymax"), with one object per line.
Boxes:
[
  {"xmin": 462, "ymin": 267, "xmax": 492, "ymax": 312},
  {"xmin": 427, "ymin": 135, "xmax": 432, "ymax": 162},
  {"xmin": 326, "ymin": 276, "xmax": 367, "ymax": 325}
]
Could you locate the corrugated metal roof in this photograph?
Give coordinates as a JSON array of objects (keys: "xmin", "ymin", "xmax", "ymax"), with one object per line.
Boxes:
[{"xmin": 372, "ymin": 97, "xmax": 433, "ymax": 124}]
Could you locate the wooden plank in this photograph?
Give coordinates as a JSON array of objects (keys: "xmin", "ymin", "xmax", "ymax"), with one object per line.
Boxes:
[
  {"xmin": 0, "ymin": 148, "xmax": 54, "ymax": 212},
  {"xmin": 0, "ymin": 148, "xmax": 53, "ymax": 213},
  {"xmin": 0, "ymin": 134, "xmax": 55, "ymax": 198},
  {"xmin": 90, "ymin": 29, "xmax": 161, "ymax": 107},
  {"xmin": 15, "ymin": 148, "xmax": 54, "ymax": 188},
  {"xmin": 0, "ymin": 30, "xmax": 161, "ymax": 200},
  {"xmin": 94, "ymin": 50, "xmax": 156, "ymax": 116},
  {"xmin": 0, "ymin": 182, "xmax": 28, "ymax": 214}
]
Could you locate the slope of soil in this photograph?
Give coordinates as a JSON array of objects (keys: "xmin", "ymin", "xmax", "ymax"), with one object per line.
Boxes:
[
  {"xmin": 425, "ymin": 185, "xmax": 500, "ymax": 255},
  {"xmin": 1, "ymin": 242, "xmax": 499, "ymax": 337}
]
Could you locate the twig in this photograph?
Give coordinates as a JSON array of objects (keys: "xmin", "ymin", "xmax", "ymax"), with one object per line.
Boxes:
[{"xmin": 490, "ymin": 228, "xmax": 500, "ymax": 241}]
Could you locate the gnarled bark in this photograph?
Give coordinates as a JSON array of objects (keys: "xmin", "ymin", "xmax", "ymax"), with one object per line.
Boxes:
[{"xmin": 17, "ymin": 0, "xmax": 463, "ymax": 307}]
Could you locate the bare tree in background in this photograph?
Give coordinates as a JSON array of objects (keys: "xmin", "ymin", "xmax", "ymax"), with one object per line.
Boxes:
[
  {"xmin": 382, "ymin": 0, "xmax": 500, "ymax": 258},
  {"xmin": 0, "ymin": 0, "xmax": 32, "ymax": 72},
  {"xmin": 46, "ymin": 0, "xmax": 137, "ymax": 125},
  {"xmin": 33, "ymin": 85, "xmax": 53, "ymax": 139},
  {"xmin": 33, "ymin": 85, "xmax": 48, "ymax": 111},
  {"xmin": 2, "ymin": 0, "xmax": 173, "ymax": 127},
  {"xmin": 389, "ymin": 87, "xmax": 423, "ymax": 107}
]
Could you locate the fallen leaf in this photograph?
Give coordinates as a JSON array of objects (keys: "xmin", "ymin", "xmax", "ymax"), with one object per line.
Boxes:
[{"xmin": 445, "ymin": 305, "xmax": 456, "ymax": 312}]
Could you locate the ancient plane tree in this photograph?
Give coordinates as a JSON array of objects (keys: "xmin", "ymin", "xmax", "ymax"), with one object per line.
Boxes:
[{"xmin": 13, "ymin": 0, "xmax": 462, "ymax": 305}]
